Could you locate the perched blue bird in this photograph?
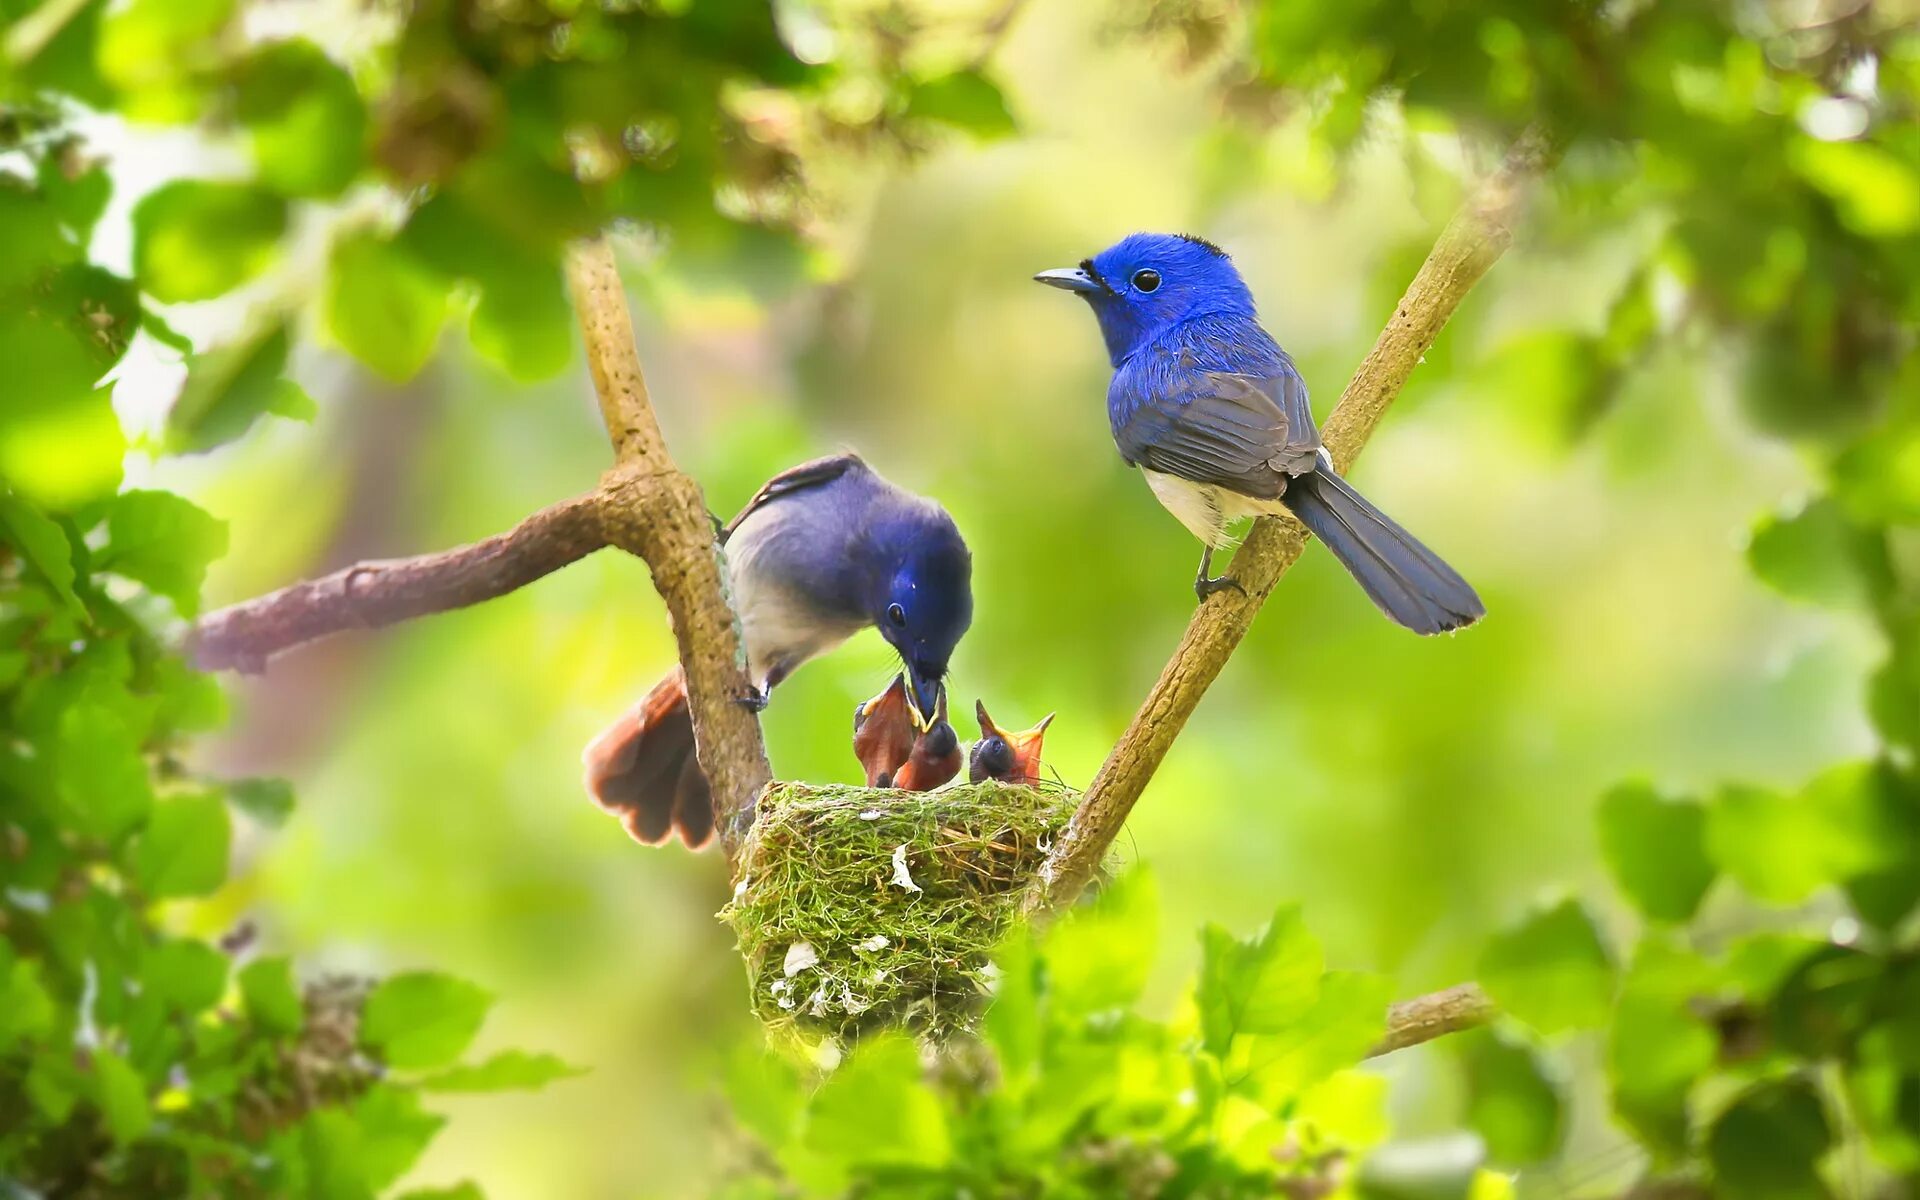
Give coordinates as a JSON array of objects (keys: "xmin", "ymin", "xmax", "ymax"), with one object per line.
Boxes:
[
  {"xmin": 584, "ymin": 454, "xmax": 973, "ymax": 846},
  {"xmin": 1037, "ymin": 233, "xmax": 1484, "ymax": 634}
]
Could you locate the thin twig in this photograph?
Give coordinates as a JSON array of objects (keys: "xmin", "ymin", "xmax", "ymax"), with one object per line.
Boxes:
[
  {"xmin": 1028, "ymin": 128, "xmax": 1560, "ymax": 916},
  {"xmin": 1366, "ymin": 982, "xmax": 1497, "ymax": 1058}
]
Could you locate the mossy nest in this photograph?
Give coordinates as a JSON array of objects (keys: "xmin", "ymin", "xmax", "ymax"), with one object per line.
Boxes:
[{"xmin": 721, "ymin": 780, "xmax": 1078, "ymax": 1044}]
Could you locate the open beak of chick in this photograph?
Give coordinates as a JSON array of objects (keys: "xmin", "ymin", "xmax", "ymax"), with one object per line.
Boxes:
[
  {"xmin": 892, "ymin": 687, "xmax": 961, "ymax": 792},
  {"xmin": 968, "ymin": 700, "xmax": 1054, "ymax": 784},
  {"xmin": 853, "ymin": 674, "xmax": 917, "ymax": 788}
]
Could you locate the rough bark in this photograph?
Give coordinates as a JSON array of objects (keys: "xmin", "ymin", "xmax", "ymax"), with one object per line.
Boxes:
[
  {"xmin": 191, "ymin": 235, "xmax": 774, "ymax": 864},
  {"xmin": 188, "ymin": 493, "xmax": 606, "ymax": 674},
  {"xmin": 1366, "ymin": 982, "xmax": 1497, "ymax": 1058},
  {"xmin": 566, "ymin": 238, "xmax": 774, "ymax": 861}
]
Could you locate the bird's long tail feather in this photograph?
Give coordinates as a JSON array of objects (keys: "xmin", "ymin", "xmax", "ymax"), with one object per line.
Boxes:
[
  {"xmin": 1280, "ymin": 463, "xmax": 1485, "ymax": 635},
  {"xmin": 582, "ymin": 667, "xmax": 716, "ymax": 849}
]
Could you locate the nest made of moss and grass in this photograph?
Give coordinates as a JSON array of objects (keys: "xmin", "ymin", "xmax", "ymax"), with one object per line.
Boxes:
[{"xmin": 721, "ymin": 779, "xmax": 1080, "ymax": 1046}]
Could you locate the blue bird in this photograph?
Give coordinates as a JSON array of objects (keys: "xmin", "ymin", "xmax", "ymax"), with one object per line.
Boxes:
[
  {"xmin": 1036, "ymin": 233, "xmax": 1484, "ymax": 635},
  {"xmin": 584, "ymin": 454, "xmax": 973, "ymax": 846}
]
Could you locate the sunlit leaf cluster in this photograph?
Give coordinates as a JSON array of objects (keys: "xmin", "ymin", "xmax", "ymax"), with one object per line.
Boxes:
[{"xmin": 721, "ymin": 872, "xmax": 1514, "ymax": 1199}]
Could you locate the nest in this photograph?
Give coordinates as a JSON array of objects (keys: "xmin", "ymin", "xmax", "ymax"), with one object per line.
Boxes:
[{"xmin": 721, "ymin": 780, "xmax": 1078, "ymax": 1044}]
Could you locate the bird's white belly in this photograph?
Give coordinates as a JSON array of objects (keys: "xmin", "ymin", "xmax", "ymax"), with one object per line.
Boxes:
[
  {"xmin": 1142, "ymin": 470, "xmax": 1276, "ymax": 546},
  {"xmin": 733, "ymin": 572, "xmax": 862, "ymax": 688}
]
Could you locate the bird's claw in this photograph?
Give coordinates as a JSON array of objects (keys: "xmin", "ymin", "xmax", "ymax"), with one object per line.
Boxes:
[
  {"xmin": 735, "ymin": 687, "xmax": 771, "ymax": 713},
  {"xmin": 1194, "ymin": 574, "xmax": 1246, "ymax": 602}
]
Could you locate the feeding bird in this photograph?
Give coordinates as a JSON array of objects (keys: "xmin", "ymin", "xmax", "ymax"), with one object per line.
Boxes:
[
  {"xmin": 584, "ymin": 454, "xmax": 973, "ymax": 847},
  {"xmin": 1036, "ymin": 233, "xmax": 1483, "ymax": 635},
  {"xmin": 968, "ymin": 701, "xmax": 1053, "ymax": 784}
]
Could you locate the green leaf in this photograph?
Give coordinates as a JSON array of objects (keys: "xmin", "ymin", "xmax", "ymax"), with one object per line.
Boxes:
[
  {"xmin": 1747, "ymin": 497, "xmax": 1876, "ymax": 609},
  {"xmin": 325, "ymin": 232, "xmax": 447, "ymax": 382},
  {"xmin": 239, "ymin": 956, "xmax": 304, "ymax": 1036},
  {"xmin": 1707, "ymin": 1079, "xmax": 1833, "ymax": 1199},
  {"xmin": 360, "ymin": 971, "xmax": 493, "ymax": 1070},
  {"xmin": 27, "ymin": 1050, "xmax": 85, "ymax": 1124},
  {"xmin": 353, "ymin": 1084, "xmax": 447, "ymax": 1190},
  {"xmin": 397, "ymin": 192, "xmax": 570, "ymax": 379},
  {"xmin": 1045, "ymin": 866, "xmax": 1158, "ymax": 1015},
  {"xmin": 96, "ymin": 0, "xmax": 234, "ymax": 105},
  {"xmin": 1477, "ymin": 897, "xmax": 1615, "ymax": 1034},
  {"xmin": 92, "ymin": 1049, "xmax": 151, "ymax": 1146},
  {"xmin": 0, "ymin": 487, "xmax": 84, "ymax": 617},
  {"xmin": 39, "ymin": 148, "xmax": 112, "ymax": 238},
  {"xmin": 132, "ymin": 791, "xmax": 231, "ymax": 898},
  {"xmin": 1236, "ymin": 969, "xmax": 1392, "ymax": 1103},
  {"xmin": 0, "ymin": 381, "xmax": 125, "ymax": 511},
  {"xmin": 166, "ymin": 322, "xmax": 314, "ymax": 454},
  {"xmin": 1597, "ymin": 782, "xmax": 1717, "ymax": 923},
  {"xmin": 145, "ymin": 937, "xmax": 227, "ymax": 1014},
  {"xmin": 95, "ymin": 489, "xmax": 227, "ymax": 616},
  {"xmin": 1837, "ymin": 413, "xmax": 1920, "ymax": 526},
  {"xmin": 55, "ymin": 701, "xmax": 153, "ymax": 840},
  {"xmin": 1706, "ymin": 765, "xmax": 1904, "ymax": 905},
  {"xmin": 1789, "ymin": 138, "xmax": 1920, "ymax": 238},
  {"xmin": 1871, "ymin": 623, "xmax": 1920, "ymax": 756},
  {"xmin": 904, "ymin": 70, "xmax": 1016, "ymax": 138},
  {"xmin": 131, "ymin": 181, "xmax": 285, "ymax": 303},
  {"xmin": 227, "ymin": 777, "xmax": 296, "ymax": 828},
  {"xmin": 235, "ymin": 40, "xmax": 367, "ymax": 198},
  {"xmin": 1198, "ymin": 903, "xmax": 1324, "ymax": 1055},
  {"xmin": 468, "ymin": 266, "xmax": 574, "ymax": 381},
  {"xmin": 804, "ymin": 1034, "xmax": 950, "ymax": 1169},
  {"xmin": 983, "ymin": 928, "xmax": 1041, "ymax": 1086},
  {"xmin": 1608, "ymin": 938, "xmax": 1717, "ymax": 1157},
  {"xmin": 1464, "ymin": 1031, "xmax": 1563, "ymax": 1165},
  {"xmin": 0, "ymin": 956, "xmax": 56, "ymax": 1043},
  {"xmin": 1771, "ymin": 943, "xmax": 1881, "ymax": 1061},
  {"xmin": 419, "ymin": 1050, "xmax": 584, "ymax": 1093},
  {"xmin": 0, "ymin": 182, "xmax": 66, "ymax": 293}
]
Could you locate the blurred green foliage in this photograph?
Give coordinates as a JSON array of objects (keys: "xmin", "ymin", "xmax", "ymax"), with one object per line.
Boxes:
[{"xmin": 718, "ymin": 874, "xmax": 1516, "ymax": 1199}]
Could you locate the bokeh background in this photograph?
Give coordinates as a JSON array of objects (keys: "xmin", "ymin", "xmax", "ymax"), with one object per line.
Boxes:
[{"xmin": 82, "ymin": 0, "xmax": 1887, "ymax": 1194}]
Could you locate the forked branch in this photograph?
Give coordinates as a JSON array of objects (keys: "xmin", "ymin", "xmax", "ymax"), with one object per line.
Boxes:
[{"xmin": 190, "ymin": 236, "xmax": 773, "ymax": 862}]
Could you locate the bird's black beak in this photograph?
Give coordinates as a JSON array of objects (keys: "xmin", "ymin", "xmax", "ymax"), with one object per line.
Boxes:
[
  {"xmin": 1034, "ymin": 266, "xmax": 1102, "ymax": 294},
  {"xmin": 904, "ymin": 667, "xmax": 944, "ymax": 732}
]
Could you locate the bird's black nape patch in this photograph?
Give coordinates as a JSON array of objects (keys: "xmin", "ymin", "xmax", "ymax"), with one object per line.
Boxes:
[{"xmin": 1175, "ymin": 233, "xmax": 1227, "ymax": 257}]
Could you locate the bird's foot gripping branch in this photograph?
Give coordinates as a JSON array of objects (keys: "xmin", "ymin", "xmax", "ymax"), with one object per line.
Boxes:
[{"xmin": 191, "ymin": 124, "xmax": 1546, "ymax": 1057}]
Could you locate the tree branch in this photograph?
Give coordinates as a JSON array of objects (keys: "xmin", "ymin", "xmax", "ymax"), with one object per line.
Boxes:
[
  {"xmin": 1028, "ymin": 129, "xmax": 1559, "ymax": 916},
  {"xmin": 188, "ymin": 492, "xmax": 608, "ymax": 673},
  {"xmin": 191, "ymin": 235, "xmax": 774, "ymax": 863},
  {"xmin": 1366, "ymin": 983, "xmax": 1497, "ymax": 1058},
  {"xmin": 564, "ymin": 237, "xmax": 772, "ymax": 861}
]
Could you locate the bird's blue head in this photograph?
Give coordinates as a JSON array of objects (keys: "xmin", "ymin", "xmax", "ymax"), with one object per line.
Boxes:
[
  {"xmin": 1035, "ymin": 232, "xmax": 1256, "ymax": 365},
  {"xmin": 870, "ymin": 509, "xmax": 973, "ymax": 727}
]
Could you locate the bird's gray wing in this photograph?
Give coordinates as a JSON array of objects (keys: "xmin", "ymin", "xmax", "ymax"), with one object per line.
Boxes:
[
  {"xmin": 1115, "ymin": 370, "xmax": 1321, "ymax": 501},
  {"xmin": 721, "ymin": 453, "xmax": 865, "ymax": 543}
]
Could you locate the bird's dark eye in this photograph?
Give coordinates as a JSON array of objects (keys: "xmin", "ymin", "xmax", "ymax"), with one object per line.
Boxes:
[
  {"xmin": 886, "ymin": 603, "xmax": 906, "ymax": 627},
  {"xmin": 1132, "ymin": 268, "xmax": 1161, "ymax": 293}
]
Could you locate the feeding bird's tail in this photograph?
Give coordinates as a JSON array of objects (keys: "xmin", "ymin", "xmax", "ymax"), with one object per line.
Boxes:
[
  {"xmin": 582, "ymin": 668, "xmax": 716, "ymax": 849},
  {"xmin": 1281, "ymin": 463, "xmax": 1485, "ymax": 636}
]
